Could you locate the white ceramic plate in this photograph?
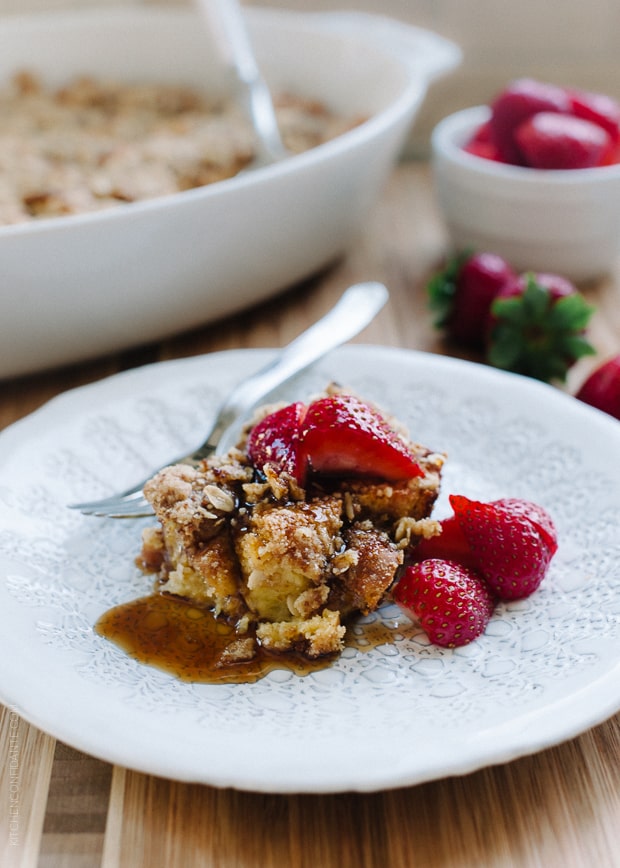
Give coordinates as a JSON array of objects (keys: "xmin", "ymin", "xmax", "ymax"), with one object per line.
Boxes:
[{"xmin": 0, "ymin": 346, "xmax": 618, "ymax": 793}]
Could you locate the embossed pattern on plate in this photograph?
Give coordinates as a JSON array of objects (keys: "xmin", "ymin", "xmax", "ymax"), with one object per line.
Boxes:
[{"xmin": 0, "ymin": 346, "xmax": 618, "ymax": 792}]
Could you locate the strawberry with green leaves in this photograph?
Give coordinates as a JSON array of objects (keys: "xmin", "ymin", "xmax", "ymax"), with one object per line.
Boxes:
[
  {"xmin": 393, "ymin": 559, "xmax": 496, "ymax": 648},
  {"xmin": 427, "ymin": 253, "xmax": 595, "ymax": 382},
  {"xmin": 487, "ymin": 271, "xmax": 596, "ymax": 382},
  {"xmin": 427, "ymin": 250, "xmax": 516, "ymax": 348},
  {"xmin": 247, "ymin": 394, "xmax": 424, "ymax": 487}
]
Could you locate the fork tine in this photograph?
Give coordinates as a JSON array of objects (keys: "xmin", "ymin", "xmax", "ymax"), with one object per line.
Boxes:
[
  {"xmin": 68, "ymin": 282, "xmax": 389, "ymax": 518},
  {"xmin": 68, "ymin": 487, "xmax": 146, "ymax": 512},
  {"xmin": 77, "ymin": 497, "xmax": 154, "ymax": 518}
]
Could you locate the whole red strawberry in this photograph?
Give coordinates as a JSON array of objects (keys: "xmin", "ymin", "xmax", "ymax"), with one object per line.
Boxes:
[
  {"xmin": 489, "ymin": 78, "xmax": 570, "ymax": 163},
  {"xmin": 487, "ymin": 272, "xmax": 595, "ymax": 382},
  {"xmin": 393, "ymin": 559, "xmax": 496, "ymax": 648},
  {"xmin": 514, "ymin": 112, "xmax": 611, "ymax": 169},
  {"xmin": 427, "ymin": 251, "xmax": 516, "ymax": 348},
  {"xmin": 449, "ymin": 494, "xmax": 556, "ymax": 601},
  {"xmin": 575, "ymin": 355, "xmax": 620, "ymax": 420}
]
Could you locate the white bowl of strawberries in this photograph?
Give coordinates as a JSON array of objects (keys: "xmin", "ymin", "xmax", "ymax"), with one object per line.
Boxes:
[{"xmin": 431, "ymin": 78, "xmax": 620, "ymax": 282}]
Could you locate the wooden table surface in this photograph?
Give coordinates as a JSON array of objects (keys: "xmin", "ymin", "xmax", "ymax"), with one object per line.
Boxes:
[{"xmin": 1, "ymin": 162, "xmax": 619, "ymax": 868}]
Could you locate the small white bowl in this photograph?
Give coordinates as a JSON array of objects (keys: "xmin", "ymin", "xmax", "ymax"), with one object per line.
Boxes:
[{"xmin": 431, "ymin": 105, "xmax": 620, "ymax": 282}]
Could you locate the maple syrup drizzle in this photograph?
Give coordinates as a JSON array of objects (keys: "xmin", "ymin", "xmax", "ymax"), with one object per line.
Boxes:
[{"xmin": 95, "ymin": 593, "xmax": 400, "ymax": 684}]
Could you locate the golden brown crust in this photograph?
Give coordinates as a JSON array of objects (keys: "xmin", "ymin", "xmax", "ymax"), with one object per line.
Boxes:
[{"xmin": 328, "ymin": 524, "xmax": 404, "ymax": 617}]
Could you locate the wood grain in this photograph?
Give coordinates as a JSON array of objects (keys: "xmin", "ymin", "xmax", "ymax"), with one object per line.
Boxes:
[{"xmin": 0, "ymin": 162, "xmax": 619, "ymax": 867}]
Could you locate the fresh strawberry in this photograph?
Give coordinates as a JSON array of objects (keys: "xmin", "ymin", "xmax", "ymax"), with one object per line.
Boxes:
[
  {"xmin": 408, "ymin": 515, "xmax": 479, "ymax": 570},
  {"xmin": 393, "ymin": 559, "xmax": 495, "ymax": 648},
  {"xmin": 410, "ymin": 497, "xmax": 557, "ymax": 569},
  {"xmin": 492, "ymin": 497, "xmax": 558, "ymax": 555},
  {"xmin": 489, "ymin": 78, "xmax": 571, "ymax": 163},
  {"xmin": 246, "ymin": 401, "xmax": 307, "ymax": 483},
  {"xmin": 514, "ymin": 112, "xmax": 611, "ymax": 169},
  {"xmin": 463, "ymin": 120, "xmax": 505, "ymax": 162},
  {"xmin": 427, "ymin": 251, "xmax": 516, "ymax": 348},
  {"xmin": 487, "ymin": 271, "xmax": 595, "ymax": 382},
  {"xmin": 568, "ymin": 88, "xmax": 620, "ymax": 146},
  {"xmin": 449, "ymin": 494, "xmax": 556, "ymax": 601},
  {"xmin": 575, "ymin": 354, "xmax": 620, "ymax": 420},
  {"xmin": 247, "ymin": 395, "xmax": 424, "ymax": 485},
  {"xmin": 299, "ymin": 394, "xmax": 424, "ymax": 482}
]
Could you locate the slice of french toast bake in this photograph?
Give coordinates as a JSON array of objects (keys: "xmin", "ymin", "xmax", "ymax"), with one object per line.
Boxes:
[{"xmin": 139, "ymin": 385, "xmax": 444, "ymax": 660}]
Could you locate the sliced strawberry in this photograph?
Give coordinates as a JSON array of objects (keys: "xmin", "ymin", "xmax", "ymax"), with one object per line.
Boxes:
[
  {"xmin": 449, "ymin": 494, "xmax": 556, "ymax": 601},
  {"xmin": 427, "ymin": 251, "xmax": 516, "ymax": 349},
  {"xmin": 246, "ymin": 401, "xmax": 307, "ymax": 483},
  {"xmin": 489, "ymin": 78, "xmax": 570, "ymax": 163},
  {"xmin": 463, "ymin": 121, "xmax": 506, "ymax": 162},
  {"xmin": 487, "ymin": 272, "xmax": 595, "ymax": 382},
  {"xmin": 408, "ymin": 515, "xmax": 479, "ymax": 570},
  {"xmin": 299, "ymin": 394, "xmax": 423, "ymax": 482},
  {"xmin": 575, "ymin": 354, "xmax": 620, "ymax": 420},
  {"xmin": 492, "ymin": 497, "xmax": 558, "ymax": 555},
  {"xmin": 568, "ymin": 88, "xmax": 620, "ymax": 146},
  {"xmin": 514, "ymin": 112, "xmax": 611, "ymax": 169},
  {"xmin": 393, "ymin": 559, "xmax": 496, "ymax": 648}
]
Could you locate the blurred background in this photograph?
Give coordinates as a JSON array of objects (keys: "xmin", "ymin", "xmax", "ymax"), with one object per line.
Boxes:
[{"xmin": 2, "ymin": 0, "xmax": 619, "ymax": 156}]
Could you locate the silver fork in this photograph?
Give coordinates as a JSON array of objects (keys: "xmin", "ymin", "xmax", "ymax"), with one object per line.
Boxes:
[{"xmin": 68, "ymin": 281, "xmax": 388, "ymax": 518}]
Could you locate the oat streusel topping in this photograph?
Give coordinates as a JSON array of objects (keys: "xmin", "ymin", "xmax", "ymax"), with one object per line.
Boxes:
[
  {"xmin": 138, "ymin": 393, "xmax": 444, "ymax": 661},
  {"xmin": 0, "ymin": 71, "xmax": 363, "ymax": 225}
]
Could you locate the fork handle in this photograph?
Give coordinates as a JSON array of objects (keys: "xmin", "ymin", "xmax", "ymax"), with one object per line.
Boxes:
[
  {"xmin": 200, "ymin": 0, "xmax": 288, "ymax": 164},
  {"xmin": 198, "ymin": 281, "xmax": 388, "ymax": 456}
]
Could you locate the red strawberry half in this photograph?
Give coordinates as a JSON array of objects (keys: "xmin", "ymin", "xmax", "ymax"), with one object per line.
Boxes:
[
  {"xmin": 300, "ymin": 394, "xmax": 423, "ymax": 482},
  {"xmin": 408, "ymin": 515, "xmax": 479, "ymax": 571},
  {"xmin": 393, "ymin": 559, "xmax": 496, "ymax": 648},
  {"xmin": 492, "ymin": 497, "xmax": 558, "ymax": 555},
  {"xmin": 449, "ymin": 494, "xmax": 556, "ymax": 601},
  {"xmin": 246, "ymin": 401, "xmax": 307, "ymax": 482},
  {"xmin": 247, "ymin": 394, "xmax": 424, "ymax": 486},
  {"xmin": 463, "ymin": 120, "xmax": 506, "ymax": 162},
  {"xmin": 568, "ymin": 88, "xmax": 620, "ymax": 146},
  {"xmin": 575, "ymin": 354, "xmax": 620, "ymax": 420}
]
